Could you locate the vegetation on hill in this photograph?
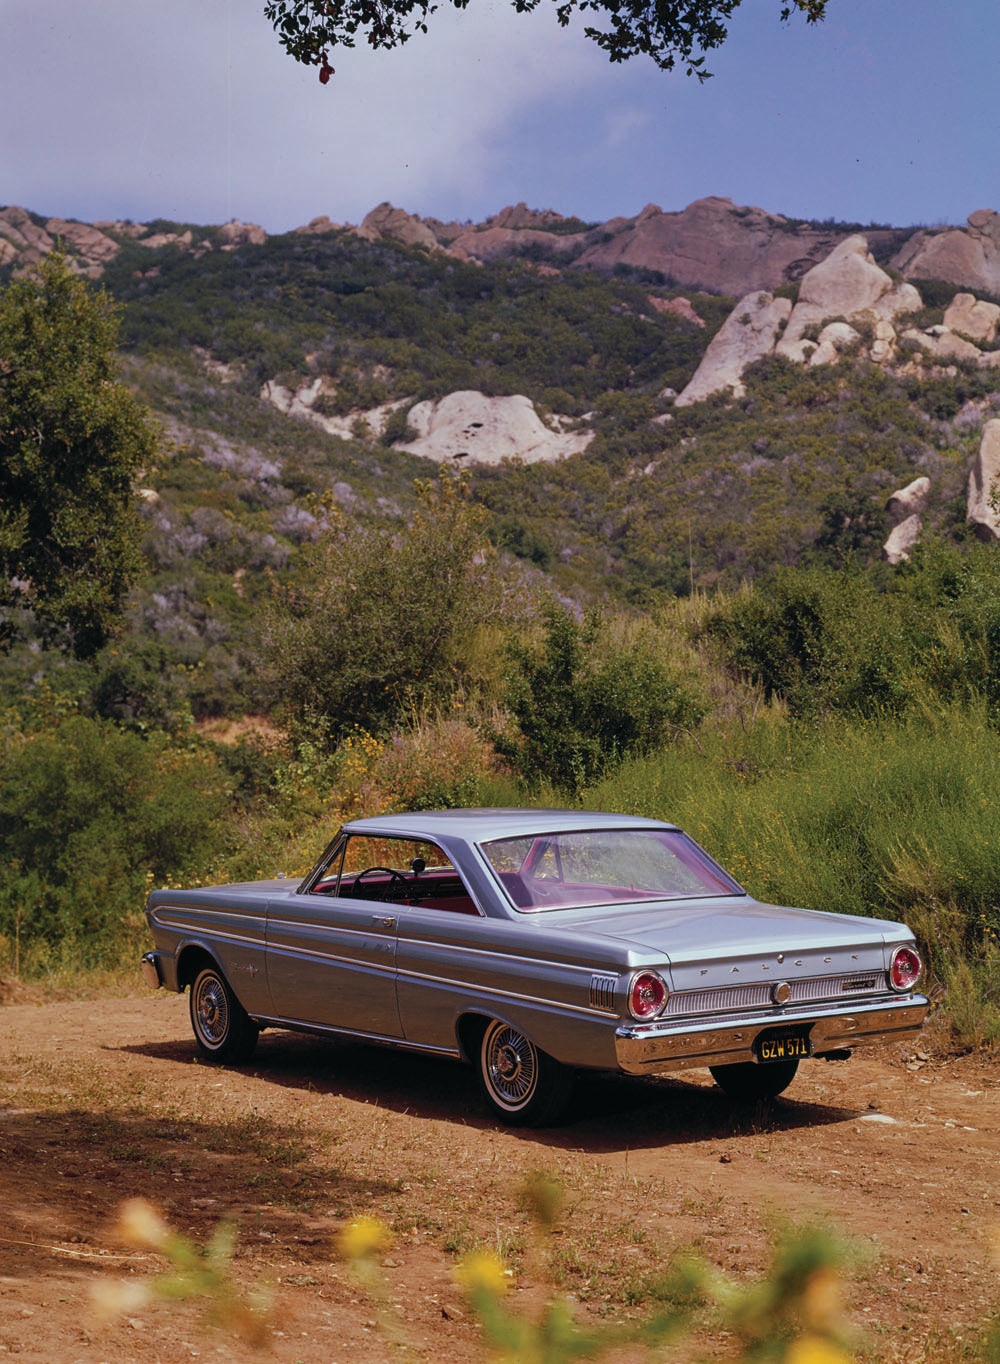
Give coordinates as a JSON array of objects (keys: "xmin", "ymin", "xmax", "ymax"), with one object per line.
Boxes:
[{"xmin": 2, "ymin": 225, "xmax": 1000, "ymax": 1054}]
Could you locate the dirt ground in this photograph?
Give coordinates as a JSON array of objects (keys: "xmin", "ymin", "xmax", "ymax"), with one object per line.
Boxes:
[{"xmin": 1, "ymin": 989, "xmax": 998, "ymax": 1363}]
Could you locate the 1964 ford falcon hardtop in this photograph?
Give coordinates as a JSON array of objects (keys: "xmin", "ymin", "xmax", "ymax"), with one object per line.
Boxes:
[{"xmin": 141, "ymin": 809, "xmax": 929, "ymax": 1126}]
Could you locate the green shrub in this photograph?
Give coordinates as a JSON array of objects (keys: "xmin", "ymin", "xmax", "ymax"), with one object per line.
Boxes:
[
  {"xmin": 0, "ymin": 715, "xmax": 226, "ymax": 958},
  {"xmin": 493, "ymin": 602, "xmax": 704, "ymax": 795}
]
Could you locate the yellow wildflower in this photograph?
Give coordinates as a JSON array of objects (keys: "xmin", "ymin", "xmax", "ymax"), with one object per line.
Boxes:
[
  {"xmin": 453, "ymin": 1248, "xmax": 510, "ymax": 1298},
  {"xmin": 337, "ymin": 1215, "xmax": 393, "ymax": 1263},
  {"xmin": 784, "ymin": 1335, "xmax": 853, "ymax": 1364}
]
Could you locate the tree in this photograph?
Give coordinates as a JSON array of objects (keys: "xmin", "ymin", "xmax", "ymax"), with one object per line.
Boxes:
[
  {"xmin": 265, "ymin": 0, "xmax": 827, "ymax": 80},
  {"xmin": 0, "ymin": 253, "xmax": 160, "ymax": 659},
  {"xmin": 259, "ymin": 471, "xmax": 505, "ymax": 745}
]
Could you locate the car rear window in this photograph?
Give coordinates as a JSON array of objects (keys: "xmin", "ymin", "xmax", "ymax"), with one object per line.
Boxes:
[{"xmin": 481, "ymin": 828, "xmax": 742, "ymax": 911}]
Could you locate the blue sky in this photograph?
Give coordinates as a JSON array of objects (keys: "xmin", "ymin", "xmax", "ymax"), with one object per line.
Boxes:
[{"xmin": 1, "ymin": 0, "xmax": 997, "ymax": 234}]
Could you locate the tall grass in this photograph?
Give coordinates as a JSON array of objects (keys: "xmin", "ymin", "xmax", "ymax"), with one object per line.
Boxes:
[{"xmin": 589, "ymin": 701, "xmax": 1000, "ymax": 1045}]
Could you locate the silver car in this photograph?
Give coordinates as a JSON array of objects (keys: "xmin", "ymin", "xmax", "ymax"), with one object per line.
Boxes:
[{"xmin": 141, "ymin": 809, "xmax": 929, "ymax": 1126}]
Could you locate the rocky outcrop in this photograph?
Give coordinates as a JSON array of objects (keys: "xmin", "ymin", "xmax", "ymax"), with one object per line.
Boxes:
[
  {"xmin": 901, "ymin": 326, "xmax": 984, "ymax": 364},
  {"xmin": 218, "ymin": 220, "xmax": 268, "ymax": 249},
  {"xmin": 399, "ymin": 391, "xmax": 593, "ymax": 465},
  {"xmin": 356, "ymin": 202, "xmax": 441, "ymax": 251},
  {"xmin": 0, "ymin": 206, "xmax": 54, "ymax": 262},
  {"xmin": 967, "ymin": 419, "xmax": 1000, "ymax": 541},
  {"xmin": 573, "ymin": 198, "xmax": 853, "ymax": 296},
  {"xmin": 887, "ymin": 476, "xmax": 931, "ymax": 519},
  {"xmin": 675, "ymin": 291, "xmax": 792, "ymax": 406},
  {"xmin": 807, "ymin": 321, "xmax": 861, "ymax": 366},
  {"xmin": 293, "ymin": 216, "xmax": 345, "ymax": 236},
  {"xmin": 260, "ymin": 376, "xmax": 405, "ymax": 442},
  {"xmin": 883, "ymin": 515, "xmax": 922, "ymax": 565},
  {"xmin": 892, "ymin": 210, "xmax": 1000, "ymax": 296},
  {"xmin": 44, "ymin": 217, "xmax": 119, "ymax": 264},
  {"xmin": 647, "ymin": 295, "xmax": 705, "ymax": 327},
  {"xmin": 776, "ymin": 236, "xmax": 921, "ymax": 363},
  {"xmin": 943, "ymin": 292, "xmax": 1000, "ymax": 344}
]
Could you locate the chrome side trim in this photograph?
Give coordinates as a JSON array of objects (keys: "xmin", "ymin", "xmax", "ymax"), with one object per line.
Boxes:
[
  {"xmin": 254, "ymin": 1015, "xmax": 463, "ymax": 1058},
  {"xmin": 152, "ymin": 912, "xmax": 266, "ymax": 953},
  {"xmin": 614, "ymin": 995, "xmax": 930, "ymax": 1075},
  {"xmin": 394, "ymin": 964, "xmax": 614, "ymax": 1019}
]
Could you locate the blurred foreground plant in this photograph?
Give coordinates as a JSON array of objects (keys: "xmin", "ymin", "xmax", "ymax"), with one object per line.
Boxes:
[
  {"xmin": 92, "ymin": 1197, "xmax": 270, "ymax": 1346},
  {"xmin": 338, "ymin": 1174, "xmax": 854, "ymax": 1364}
]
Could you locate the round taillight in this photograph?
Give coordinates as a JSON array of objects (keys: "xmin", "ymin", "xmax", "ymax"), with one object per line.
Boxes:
[
  {"xmin": 889, "ymin": 945, "xmax": 922, "ymax": 992},
  {"xmin": 629, "ymin": 971, "xmax": 668, "ymax": 1020}
]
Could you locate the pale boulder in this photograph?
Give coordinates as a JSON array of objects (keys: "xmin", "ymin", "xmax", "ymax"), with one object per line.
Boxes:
[
  {"xmin": 808, "ymin": 321, "xmax": 861, "ymax": 366},
  {"xmin": 0, "ymin": 206, "xmax": 54, "ymax": 255},
  {"xmin": 886, "ymin": 476, "xmax": 931, "ymax": 519},
  {"xmin": 400, "ymin": 391, "xmax": 592, "ymax": 465},
  {"xmin": 675, "ymin": 291, "xmax": 792, "ymax": 406},
  {"xmin": 777, "ymin": 236, "xmax": 921, "ymax": 361},
  {"xmin": 943, "ymin": 292, "xmax": 1000, "ymax": 344},
  {"xmin": 967, "ymin": 419, "xmax": 1000, "ymax": 540},
  {"xmin": 883, "ymin": 515, "xmax": 922, "ymax": 565},
  {"xmin": 901, "ymin": 328, "xmax": 984, "ymax": 364},
  {"xmin": 357, "ymin": 202, "xmax": 440, "ymax": 251},
  {"xmin": 219, "ymin": 220, "xmax": 268, "ymax": 249},
  {"xmin": 893, "ymin": 210, "xmax": 1000, "ymax": 296},
  {"xmin": 45, "ymin": 217, "xmax": 120, "ymax": 264}
]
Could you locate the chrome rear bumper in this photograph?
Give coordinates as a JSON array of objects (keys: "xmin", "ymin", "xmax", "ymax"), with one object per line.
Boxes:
[{"xmin": 614, "ymin": 995, "xmax": 929, "ymax": 1075}]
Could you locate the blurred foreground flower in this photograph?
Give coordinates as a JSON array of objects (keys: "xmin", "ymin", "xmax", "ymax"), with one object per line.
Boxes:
[
  {"xmin": 454, "ymin": 1248, "xmax": 510, "ymax": 1299},
  {"xmin": 92, "ymin": 1199, "xmax": 270, "ymax": 1346},
  {"xmin": 337, "ymin": 1214, "xmax": 393, "ymax": 1263}
]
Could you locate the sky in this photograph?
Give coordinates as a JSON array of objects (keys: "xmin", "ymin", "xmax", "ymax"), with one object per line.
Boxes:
[{"xmin": 1, "ymin": 0, "xmax": 997, "ymax": 236}]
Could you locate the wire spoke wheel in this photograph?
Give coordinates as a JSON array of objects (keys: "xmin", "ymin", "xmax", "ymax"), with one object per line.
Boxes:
[
  {"xmin": 188, "ymin": 965, "xmax": 259, "ymax": 1064},
  {"xmin": 477, "ymin": 1018, "xmax": 573, "ymax": 1127}
]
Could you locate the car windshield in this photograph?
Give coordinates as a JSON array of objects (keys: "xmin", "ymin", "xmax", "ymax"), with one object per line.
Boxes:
[{"xmin": 480, "ymin": 827, "xmax": 742, "ymax": 912}]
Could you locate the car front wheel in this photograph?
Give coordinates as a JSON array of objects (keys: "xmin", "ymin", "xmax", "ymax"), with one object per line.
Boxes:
[
  {"xmin": 478, "ymin": 1019, "xmax": 573, "ymax": 1127},
  {"xmin": 709, "ymin": 1058, "xmax": 799, "ymax": 1101},
  {"xmin": 189, "ymin": 966, "xmax": 259, "ymax": 1064}
]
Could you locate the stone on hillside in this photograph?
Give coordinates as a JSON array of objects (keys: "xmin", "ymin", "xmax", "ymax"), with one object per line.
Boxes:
[
  {"xmin": 45, "ymin": 217, "xmax": 120, "ymax": 264},
  {"xmin": 400, "ymin": 391, "xmax": 592, "ymax": 465},
  {"xmin": 488, "ymin": 203, "xmax": 569, "ymax": 230},
  {"xmin": 448, "ymin": 223, "xmax": 587, "ymax": 264},
  {"xmin": 808, "ymin": 321, "xmax": 861, "ymax": 366},
  {"xmin": 260, "ymin": 376, "xmax": 406, "ymax": 441},
  {"xmin": 647, "ymin": 295, "xmax": 705, "ymax": 327},
  {"xmin": 883, "ymin": 515, "xmax": 922, "ymax": 565},
  {"xmin": 357, "ymin": 202, "xmax": 440, "ymax": 251},
  {"xmin": 293, "ymin": 216, "xmax": 344, "ymax": 235},
  {"xmin": 943, "ymin": 292, "xmax": 1000, "ymax": 344},
  {"xmin": 675, "ymin": 291, "xmax": 792, "ymax": 406},
  {"xmin": 219, "ymin": 220, "xmax": 267, "ymax": 248},
  {"xmin": 574, "ymin": 197, "xmax": 848, "ymax": 296},
  {"xmin": 967, "ymin": 419, "xmax": 1000, "ymax": 540},
  {"xmin": 887, "ymin": 476, "xmax": 931, "ymax": 519},
  {"xmin": 893, "ymin": 210, "xmax": 1000, "ymax": 296},
  {"xmin": 0, "ymin": 206, "xmax": 54, "ymax": 257},
  {"xmin": 900, "ymin": 328, "xmax": 984, "ymax": 364},
  {"xmin": 777, "ymin": 236, "xmax": 921, "ymax": 361}
]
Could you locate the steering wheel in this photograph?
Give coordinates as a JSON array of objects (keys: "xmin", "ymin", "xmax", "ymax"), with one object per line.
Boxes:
[{"xmin": 352, "ymin": 866, "xmax": 411, "ymax": 902}]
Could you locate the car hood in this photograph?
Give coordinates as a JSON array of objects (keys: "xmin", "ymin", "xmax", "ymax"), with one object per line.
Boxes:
[{"xmin": 567, "ymin": 896, "xmax": 908, "ymax": 987}]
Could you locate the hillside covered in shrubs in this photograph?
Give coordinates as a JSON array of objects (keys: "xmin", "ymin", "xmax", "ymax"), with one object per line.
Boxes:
[{"xmin": 2, "ymin": 204, "xmax": 1000, "ymax": 1046}]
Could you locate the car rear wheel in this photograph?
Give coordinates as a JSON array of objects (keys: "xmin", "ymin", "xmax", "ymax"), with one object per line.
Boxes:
[
  {"xmin": 478, "ymin": 1019, "xmax": 573, "ymax": 1127},
  {"xmin": 709, "ymin": 1058, "xmax": 799, "ymax": 1100},
  {"xmin": 189, "ymin": 965, "xmax": 259, "ymax": 1064}
]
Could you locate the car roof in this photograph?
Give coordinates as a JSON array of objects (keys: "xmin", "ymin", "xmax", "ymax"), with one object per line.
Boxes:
[{"xmin": 341, "ymin": 808, "xmax": 680, "ymax": 841}]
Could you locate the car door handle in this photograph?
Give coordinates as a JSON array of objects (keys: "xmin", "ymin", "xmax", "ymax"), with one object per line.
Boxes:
[{"xmin": 372, "ymin": 915, "xmax": 396, "ymax": 930}]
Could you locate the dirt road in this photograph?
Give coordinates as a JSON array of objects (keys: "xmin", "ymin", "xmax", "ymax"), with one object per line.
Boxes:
[{"xmin": 1, "ymin": 991, "xmax": 997, "ymax": 1362}]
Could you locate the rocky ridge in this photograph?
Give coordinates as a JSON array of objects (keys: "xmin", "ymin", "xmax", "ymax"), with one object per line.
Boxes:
[{"xmin": 5, "ymin": 197, "xmax": 1000, "ymax": 300}]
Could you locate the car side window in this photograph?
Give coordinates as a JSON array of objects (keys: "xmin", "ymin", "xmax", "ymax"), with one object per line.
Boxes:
[{"xmin": 335, "ymin": 836, "xmax": 482, "ymax": 915}]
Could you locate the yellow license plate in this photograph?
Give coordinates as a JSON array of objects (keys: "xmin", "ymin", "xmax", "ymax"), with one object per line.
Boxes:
[{"xmin": 757, "ymin": 1035, "xmax": 810, "ymax": 1062}]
